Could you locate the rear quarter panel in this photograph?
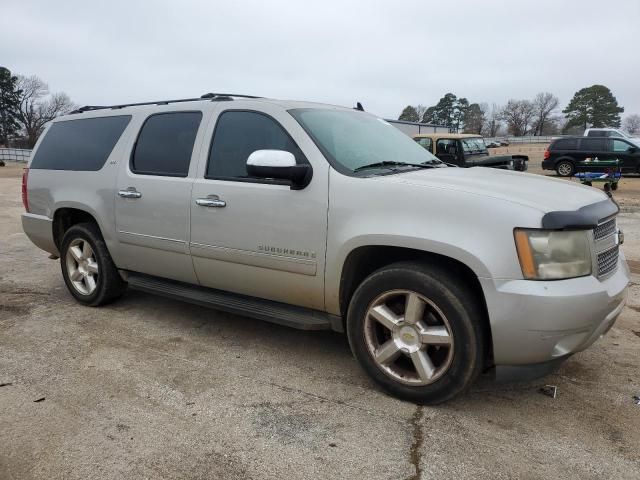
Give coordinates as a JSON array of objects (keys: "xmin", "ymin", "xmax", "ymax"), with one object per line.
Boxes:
[{"xmin": 27, "ymin": 115, "xmax": 138, "ymax": 264}]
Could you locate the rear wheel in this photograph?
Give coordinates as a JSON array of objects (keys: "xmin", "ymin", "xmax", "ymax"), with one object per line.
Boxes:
[
  {"xmin": 346, "ymin": 262, "xmax": 485, "ymax": 404},
  {"xmin": 556, "ymin": 160, "xmax": 575, "ymax": 177},
  {"xmin": 60, "ymin": 223, "xmax": 126, "ymax": 306}
]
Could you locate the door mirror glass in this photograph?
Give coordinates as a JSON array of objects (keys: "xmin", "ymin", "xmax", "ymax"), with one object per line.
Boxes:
[{"xmin": 246, "ymin": 150, "xmax": 311, "ymax": 189}]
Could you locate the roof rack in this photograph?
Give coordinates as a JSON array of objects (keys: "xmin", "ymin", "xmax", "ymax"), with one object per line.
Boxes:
[{"xmin": 70, "ymin": 92, "xmax": 261, "ymax": 114}]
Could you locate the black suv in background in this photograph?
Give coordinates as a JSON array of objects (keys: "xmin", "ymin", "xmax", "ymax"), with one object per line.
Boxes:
[{"xmin": 542, "ymin": 136, "xmax": 640, "ymax": 176}]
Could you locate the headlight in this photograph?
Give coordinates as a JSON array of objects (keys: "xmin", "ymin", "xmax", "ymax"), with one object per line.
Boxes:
[{"xmin": 514, "ymin": 229, "xmax": 591, "ymax": 280}]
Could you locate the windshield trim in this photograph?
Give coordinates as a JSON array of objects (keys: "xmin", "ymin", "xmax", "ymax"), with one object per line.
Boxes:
[{"xmin": 288, "ymin": 107, "xmax": 442, "ymax": 178}]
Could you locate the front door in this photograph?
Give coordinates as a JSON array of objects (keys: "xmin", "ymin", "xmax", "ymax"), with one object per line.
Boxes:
[
  {"xmin": 189, "ymin": 106, "xmax": 329, "ymax": 310},
  {"xmin": 609, "ymin": 138, "xmax": 640, "ymax": 172},
  {"xmin": 114, "ymin": 110, "xmax": 205, "ymax": 283}
]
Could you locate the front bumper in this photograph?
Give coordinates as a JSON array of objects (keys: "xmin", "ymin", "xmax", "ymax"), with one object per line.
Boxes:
[
  {"xmin": 21, "ymin": 213, "xmax": 58, "ymax": 256},
  {"xmin": 480, "ymin": 252, "xmax": 629, "ymax": 367}
]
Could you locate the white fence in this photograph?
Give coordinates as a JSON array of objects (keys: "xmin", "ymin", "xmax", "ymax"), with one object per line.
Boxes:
[{"xmin": 0, "ymin": 148, "xmax": 32, "ymax": 163}]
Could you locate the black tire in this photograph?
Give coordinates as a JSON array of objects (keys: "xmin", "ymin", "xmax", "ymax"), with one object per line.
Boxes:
[
  {"xmin": 346, "ymin": 262, "xmax": 486, "ymax": 404},
  {"xmin": 611, "ymin": 182, "xmax": 618, "ymax": 191},
  {"xmin": 555, "ymin": 160, "xmax": 575, "ymax": 177},
  {"xmin": 60, "ymin": 222, "xmax": 126, "ymax": 306}
]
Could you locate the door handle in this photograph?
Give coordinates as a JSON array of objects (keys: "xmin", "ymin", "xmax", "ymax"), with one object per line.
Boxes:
[
  {"xmin": 118, "ymin": 188, "xmax": 142, "ymax": 199},
  {"xmin": 196, "ymin": 196, "xmax": 226, "ymax": 208}
]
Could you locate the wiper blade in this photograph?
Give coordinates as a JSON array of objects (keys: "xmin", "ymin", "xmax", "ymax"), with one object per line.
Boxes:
[{"xmin": 354, "ymin": 161, "xmax": 438, "ymax": 172}]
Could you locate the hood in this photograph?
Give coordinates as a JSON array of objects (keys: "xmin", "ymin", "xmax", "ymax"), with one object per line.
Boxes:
[{"xmin": 380, "ymin": 166, "xmax": 608, "ymax": 214}]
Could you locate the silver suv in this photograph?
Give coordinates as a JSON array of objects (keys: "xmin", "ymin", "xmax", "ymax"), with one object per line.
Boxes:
[{"xmin": 21, "ymin": 93, "xmax": 629, "ymax": 403}]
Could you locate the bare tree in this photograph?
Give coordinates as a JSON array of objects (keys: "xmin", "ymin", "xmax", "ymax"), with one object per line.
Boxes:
[
  {"xmin": 16, "ymin": 75, "xmax": 76, "ymax": 148},
  {"xmin": 414, "ymin": 104, "xmax": 428, "ymax": 123},
  {"xmin": 531, "ymin": 92, "xmax": 559, "ymax": 136},
  {"xmin": 500, "ymin": 99, "xmax": 535, "ymax": 136},
  {"xmin": 485, "ymin": 103, "xmax": 502, "ymax": 137},
  {"xmin": 623, "ymin": 114, "xmax": 640, "ymax": 135}
]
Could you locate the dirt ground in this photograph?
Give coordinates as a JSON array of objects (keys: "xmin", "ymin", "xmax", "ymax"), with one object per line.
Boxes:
[{"xmin": 1, "ymin": 160, "xmax": 639, "ymax": 479}]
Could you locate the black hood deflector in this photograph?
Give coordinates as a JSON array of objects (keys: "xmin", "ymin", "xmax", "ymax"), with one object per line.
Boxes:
[{"xmin": 541, "ymin": 198, "xmax": 619, "ymax": 230}]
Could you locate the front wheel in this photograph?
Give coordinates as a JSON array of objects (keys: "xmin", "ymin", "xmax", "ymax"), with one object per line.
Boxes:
[
  {"xmin": 346, "ymin": 262, "xmax": 486, "ymax": 404},
  {"xmin": 556, "ymin": 160, "xmax": 575, "ymax": 177}
]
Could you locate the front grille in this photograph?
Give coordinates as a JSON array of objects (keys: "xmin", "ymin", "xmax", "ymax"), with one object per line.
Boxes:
[
  {"xmin": 594, "ymin": 218, "xmax": 616, "ymax": 241},
  {"xmin": 597, "ymin": 246, "xmax": 619, "ymax": 277},
  {"xmin": 593, "ymin": 217, "xmax": 619, "ymax": 279}
]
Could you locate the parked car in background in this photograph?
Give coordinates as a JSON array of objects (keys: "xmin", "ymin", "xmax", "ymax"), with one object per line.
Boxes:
[
  {"xmin": 584, "ymin": 128, "xmax": 631, "ymax": 139},
  {"xmin": 485, "ymin": 139, "xmax": 501, "ymax": 148},
  {"xmin": 413, "ymin": 133, "xmax": 527, "ymax": 170},
  {"xmin": 542, "ymin": 136, "xmax": 640, "ymax": 176},
  {"xmin": 499, "ymin": 139, "xmax": 510, "ymax": 146},
  {"xmin": 21, "ymin": 94, "xmax": 627, "ymax": 404}
]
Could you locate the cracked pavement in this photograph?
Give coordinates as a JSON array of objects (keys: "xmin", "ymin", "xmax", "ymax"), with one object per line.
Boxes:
[{"xmin": 1, "ymin": 161, "xmax": 639, "ymax": 479}]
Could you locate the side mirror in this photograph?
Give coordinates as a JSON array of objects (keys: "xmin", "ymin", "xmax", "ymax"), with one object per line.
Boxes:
[
  {"xmin": 246, "ymin": 150, "xmax": 312, "ymax": 189},
  {"xmin": 629, "ymin": 146, "xmax": 638, "ymax": 153}
]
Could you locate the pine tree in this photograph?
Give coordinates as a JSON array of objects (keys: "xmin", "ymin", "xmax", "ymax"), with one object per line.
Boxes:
[
  {"xmin": 0, "ymin": 66, "xmax": 21, "ymax": 145},
  {"xmin": 563, "ymin": 85, "xmax": 624, "ymax": 131},
  {"xmin": 398, "ymin": 105, "xmax": 419, "ymax": 122}
]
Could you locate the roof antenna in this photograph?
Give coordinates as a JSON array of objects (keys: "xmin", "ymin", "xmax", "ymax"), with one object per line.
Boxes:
[{"xmin": 354, "ymin": 102, "xmax": 364, "ymax": 111}]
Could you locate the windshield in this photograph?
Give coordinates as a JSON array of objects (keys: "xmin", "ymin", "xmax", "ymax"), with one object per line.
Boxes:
[
  {"xmin": 289, "ymin": 108, "xmax": 441, "ymax": 174},
  {"xmin": 460, "ymin": 137, "xmax": 488, "ymax": 154}
]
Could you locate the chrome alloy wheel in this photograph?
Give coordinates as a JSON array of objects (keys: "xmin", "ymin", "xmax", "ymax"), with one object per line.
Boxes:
[
  {"xmin": 363, "ymin": 290, "xmax": 454, "ymax": 386},
  {"xmin": 65, "ymin": 238, "xmax": 99, "ymax": 295},
  {"xmin": 557, "ymin": 162, "xmax": 572, "ymax": 176}
]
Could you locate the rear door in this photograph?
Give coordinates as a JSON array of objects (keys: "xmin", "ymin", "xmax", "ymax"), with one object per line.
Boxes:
[
  {"xmin": 577, "ymin": 138, "xmax": 607, "ymax": 171},
  {"xmin": 114, "ymin": 109, "xmax": 206, "ymax": 283}
]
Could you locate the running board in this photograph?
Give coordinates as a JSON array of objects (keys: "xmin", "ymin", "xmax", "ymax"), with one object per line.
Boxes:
[{"xmin": 125, "ymin": 273, "xmax": 340, "ymax": 332}]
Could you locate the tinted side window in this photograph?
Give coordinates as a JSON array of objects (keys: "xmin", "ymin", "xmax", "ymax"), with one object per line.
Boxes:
[
  {"xmin": 31, "ymin": 116, "xmax": 131, "ymax": 171},
  {"xmin": 207, "ymin": 111, "xmax": 305, "ymax": 179},
  {"xmin": 580, "ymin": 138, "xmax": 606, "ymax": 151},
  {"xmin": 415, "ymin": 137, "xmax": 433, "ymax": 151},
  {"xmin": 131, "ymin": 112, "xmax": 202, "ymax": 177},
  {"xmin": 551, "ymin": 138, "xmax": 578, "ymax": 150},
  {"xmin": 587, "ymin": 130, "xmax": 606, "ymax": 137}
]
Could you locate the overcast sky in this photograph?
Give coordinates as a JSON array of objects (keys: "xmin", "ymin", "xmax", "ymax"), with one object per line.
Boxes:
[{"xmin": 2, "ymin": 0, "xmax": 639, "ymax": 120}]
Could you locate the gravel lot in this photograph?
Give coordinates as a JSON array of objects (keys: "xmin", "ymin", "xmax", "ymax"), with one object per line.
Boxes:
[{"xmin": 1, "ymin": 159, "xmax": 639, "ymax": 479}]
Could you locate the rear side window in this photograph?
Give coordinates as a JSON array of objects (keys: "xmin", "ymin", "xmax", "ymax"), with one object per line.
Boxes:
[
  {"xmin": 580, "ymin": 138, "xmax": 606, "ymax": 151},
  {"xmin": 207, "ymin": 110, "xmax": 305, "ymax": 180},
  {"xmin": 30, "ymin": 116, "xmax": 131, "ymax": 171},
  {"xmin": 551, "ymin": 138, "xmax": 578, "ymax": 150},
  {"xmin": 131, "ymin": 112, "xmax": 202, "ymax": 177},
  {"xmin": 415, "ymin": 137, "xmax": 433, "ymax": 151},
  {"xmin": 586, "ymin": 130, "xmax": 607, "ymax": 137}
]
